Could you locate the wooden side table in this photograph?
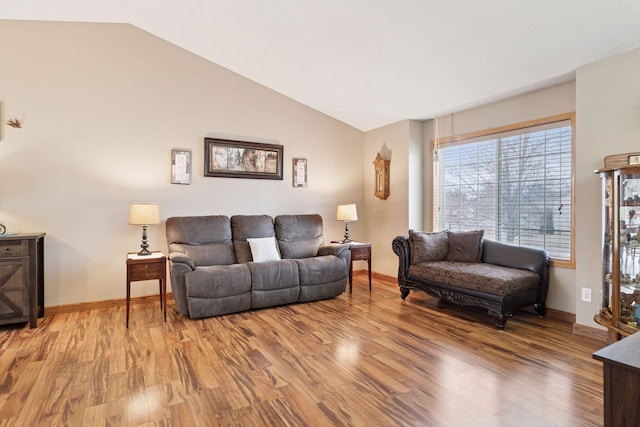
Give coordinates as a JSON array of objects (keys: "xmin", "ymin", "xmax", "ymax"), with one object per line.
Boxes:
[
  {"xmin": 332, "ymin": 240, "xmax": 372, "ymax": 293},
  {"xmin": 126, "ymin": 251, "xmax": 166, "ymax": 328}
]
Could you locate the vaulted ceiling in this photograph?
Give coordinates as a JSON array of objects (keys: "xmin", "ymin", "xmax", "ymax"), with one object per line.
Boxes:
[{"xmin": 2, "ymin": 1, "xmax": 640, "ymax": 131}]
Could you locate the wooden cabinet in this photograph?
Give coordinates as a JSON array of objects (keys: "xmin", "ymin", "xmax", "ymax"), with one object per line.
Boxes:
[
  {"xmin": 593, "ymin": 330, "xmax": 640, "ymax": 426},
  {"xmin": 595, "ymin": 152, "xmax": 640, "ymax": 342},
  {"xmin": 0, "ymin": 233, "xmax": 45, "ymax": 328}
]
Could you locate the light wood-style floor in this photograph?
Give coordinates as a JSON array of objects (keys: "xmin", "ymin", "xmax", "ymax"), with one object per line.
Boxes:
[{"xmin": 0, "ymin": 275, "xmax": 606, "ymax": 426}]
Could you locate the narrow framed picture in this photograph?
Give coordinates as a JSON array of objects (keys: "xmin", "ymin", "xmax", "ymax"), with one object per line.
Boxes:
[
  {"xmin": 293, "ymin": 158, "xmax": 307, "ymax": 187},
  {"xmin": 171, "ymin": 148, "xmax": 192, "ymax": 185}
]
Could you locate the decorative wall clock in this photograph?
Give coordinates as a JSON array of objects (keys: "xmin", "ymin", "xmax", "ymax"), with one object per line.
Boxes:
[{"xmin": 373, "ymin": 153, "xmax": 390, "ymax": 200}]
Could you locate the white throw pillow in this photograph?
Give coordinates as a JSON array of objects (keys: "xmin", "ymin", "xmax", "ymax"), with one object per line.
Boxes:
[{"xmin": 247, "ymin": 236, "xmax": 281, "ymax": 262}]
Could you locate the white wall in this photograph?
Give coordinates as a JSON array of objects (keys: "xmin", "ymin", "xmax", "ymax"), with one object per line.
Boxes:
[
  {"xmin": 0, "ymin": 21, "xmax": 364, "ymax": 307},
  {"xmin": 575, "ymin": 47, "xmax": 640, "ymax": 328}
]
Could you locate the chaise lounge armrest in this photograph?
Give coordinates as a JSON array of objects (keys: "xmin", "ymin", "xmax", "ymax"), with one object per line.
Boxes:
[
  {"xmin": 169, "ymin": 252, "xmax": 195, "ymax": 270},
  {"xmin": 392, "ymin": 235, "xmax": 410, "ymax": 282}
]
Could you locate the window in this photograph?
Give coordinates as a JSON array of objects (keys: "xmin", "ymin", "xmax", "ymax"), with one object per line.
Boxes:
[{"xmin": 433, "ymin": 113, "xmax": 574, "ymax": 267}]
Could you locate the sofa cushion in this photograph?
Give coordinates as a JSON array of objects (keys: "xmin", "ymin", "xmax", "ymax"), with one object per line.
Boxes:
[
  {"xmin": 295, "ymin": 256, "xmax": 347, "ymax": 285},
  {"xmin": 247, "ymin": 237, "xmax": 281, "ymax": 262},
  {"xmin": 231, "ymin": 215, "xmax": 276, "ymax": 263},
  {"xmin": 296, "ymin": 256, "xmax": 347, "ymax": 302},
  {"xmin": 248, "ymin": 260, "xmax": 300, "ymax": 308},
  {"xmin": 446, "ymin": 230, "xmax": 484, "ymax": 263},
  {"xmin": 166, "ymin": 215, "xmax": 236, "ymax": 265},
  {"xmin": 185, "ymin": 264, "xmax": 252, "ymax": 298},
  {"xmin": 275, "ymin": 214, "xmax": 323, "ymax": 259},
  {"xmin": 408, "ymin": 261, "xmax": 540, "ymax": 296},
  {"xmin": 409, "ymin": 230, "xmax": 448, "ymax": 264}
]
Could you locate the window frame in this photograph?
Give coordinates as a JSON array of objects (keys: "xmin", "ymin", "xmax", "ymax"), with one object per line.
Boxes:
[{"xmin": 431, "ymin": 112, "xmax": 575, "ymax": 268}]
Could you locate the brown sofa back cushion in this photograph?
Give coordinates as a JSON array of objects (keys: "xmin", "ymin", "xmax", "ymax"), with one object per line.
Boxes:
[
  {"xmin": 408, "ymin": 230, "xmax": 449, "ymax": 264},
  {"xmin": 446, "ymin": 230, "xmax": 484, "ymax": 263}
]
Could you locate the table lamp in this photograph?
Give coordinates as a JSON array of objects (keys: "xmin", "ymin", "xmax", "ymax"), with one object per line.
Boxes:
[
  {"xmin": 336, "ymin": 204, "xmax": 358, "ymax": 243},
  {"xmin": 129, "ymin": 202, "xmax": 161, "ymax": 255}
]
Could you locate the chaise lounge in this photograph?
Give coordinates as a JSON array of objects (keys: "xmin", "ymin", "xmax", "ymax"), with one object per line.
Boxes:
[{"xmin": 393, "ymin": 230, "xmax": 550, "ymax": 330}]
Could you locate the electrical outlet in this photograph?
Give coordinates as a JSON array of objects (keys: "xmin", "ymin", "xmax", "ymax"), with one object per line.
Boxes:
[{"xmin": 581, "ymin": 287, "xmax": 592, "ymax": 302}]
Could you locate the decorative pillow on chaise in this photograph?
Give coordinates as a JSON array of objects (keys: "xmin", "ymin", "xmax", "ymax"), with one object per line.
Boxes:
[
  {"xmin": 446, "ymin": 230, "xmax": 484, "ymax": 263},
  {"xmin": 408, "ymin": 230, "xmax": 449, "ymax": 264}
]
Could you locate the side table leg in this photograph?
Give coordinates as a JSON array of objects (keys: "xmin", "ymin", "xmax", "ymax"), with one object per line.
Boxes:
[
  {"xmin": 349, "ymin": 259, "xmax": 353, "ymax": 293},
  {"xmin": 162, "ymin": 278, "xmax": 167, "ymax": 322},
  {"xmin": 126, "ymin": 279, "xmax": 131, "ymax": 328},
  {"xmin": 368, "ymin": 257, "xmax": 372, "ymax": 291}
]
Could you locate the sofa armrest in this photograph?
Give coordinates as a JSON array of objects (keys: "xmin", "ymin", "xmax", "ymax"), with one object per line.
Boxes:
[
  {"xmin": 167, "ymin": 252, "xmax": 196, "ymax": 317},
  {"xmin": 169, "ymin": 252, "xmax": 195, "ymax": 270},
  {"xmin": 392, "ymin": 235, "xmax": 410, "ymax": 284},
  {"xmin": 319, "ymin": 243, "xmax": 351, "ymax": 268},
  {"xmin": 318, "ymin": 243, "xmax": 348, "ymax": 257}
]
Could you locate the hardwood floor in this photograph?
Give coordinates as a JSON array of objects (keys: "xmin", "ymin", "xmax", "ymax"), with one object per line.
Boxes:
[{"xmin": 0, "ymin": 275, "xmax": 606, "ymax": 426}]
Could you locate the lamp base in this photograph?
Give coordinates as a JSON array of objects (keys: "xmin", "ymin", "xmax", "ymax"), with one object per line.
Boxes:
[
  {"xmin": 342, "ymin": 221, "xmax": 351, "ymax": 243},
  {"xmin": 138, "ymin": 225, "xmax": 152, "ymax": 256}
]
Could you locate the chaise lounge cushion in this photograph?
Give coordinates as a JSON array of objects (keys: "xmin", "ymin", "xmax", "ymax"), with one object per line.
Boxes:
[
  {"xmin": 446, "ymin": 230, "xmax": 484, "ymax": 263},
  {"xmin": 408, "ymin": 261, "xmax": 540, "ymax": 296},
  {"xmin": 409, "ymin": 230, "xmax": 449, "ymax": 264}
]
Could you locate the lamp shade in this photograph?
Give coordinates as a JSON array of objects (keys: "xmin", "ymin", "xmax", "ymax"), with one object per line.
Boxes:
[
  {"xmin": 336, "ymin": 204, "xmax": 358, "ymax": 222},
  {"xmin": 129, "ymin": 202, "xmax": 161, "ymax": 225}
]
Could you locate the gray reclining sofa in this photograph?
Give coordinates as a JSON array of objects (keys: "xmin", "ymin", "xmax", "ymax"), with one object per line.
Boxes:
[{"xmin": 166, "ymin": 214, "xmax": 350, "ymax": 319}]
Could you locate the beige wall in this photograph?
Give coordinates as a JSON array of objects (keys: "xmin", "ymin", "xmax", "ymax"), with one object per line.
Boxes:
[
  {"xmin": 362, "ymin": 120, "xmax": 423, "ymax": 276},
  {"xmin": 0, "ymin": 21, "xmax": 364, "ymax": 307},
  {"xmin": 575, "ymin": 47, "xmax": 640, "ymax": 328}
]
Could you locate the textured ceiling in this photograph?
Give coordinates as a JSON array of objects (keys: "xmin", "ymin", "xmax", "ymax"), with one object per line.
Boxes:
[{"xmin": 2, "ymin": 1, "xmax": 640, "ymax": 131}]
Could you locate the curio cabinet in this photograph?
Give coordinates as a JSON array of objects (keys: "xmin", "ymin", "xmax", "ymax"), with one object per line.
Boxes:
[{"xmin": 595, "ymin": 152, "xmax": 640, "ymax": 342}]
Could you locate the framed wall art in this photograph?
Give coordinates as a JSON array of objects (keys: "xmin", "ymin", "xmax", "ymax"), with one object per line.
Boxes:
[
  {"xmin": 204, "ymin": 138, "xmax": 283, "ymax": 180},
  {"xmin": 292, "ymin": 158, "xmax": 307, "ymax": 187},
  {"xmin": 171, "ymin": 148, "xmax": 192, "ymax": 184}
]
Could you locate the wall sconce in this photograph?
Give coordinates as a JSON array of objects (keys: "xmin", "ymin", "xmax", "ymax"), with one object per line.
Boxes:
[
  {"xmin": 129, "ymin": 202, "xmax": 161, "ymax": 256},
  {"xmin": 336, "ymin": 204, "xmax": 358, "ymax": 243}
]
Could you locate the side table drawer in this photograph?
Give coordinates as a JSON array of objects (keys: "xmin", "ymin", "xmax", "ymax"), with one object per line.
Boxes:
[
  {"xmin": 350, "ymin": 246, "xmax": 370, "ymax": 260},
  {"xmin": 0, "ymin": 240, "xmax": 29, "ymax": 258},
  {"xmin": 129, "ymin": 263, "xmax": 163, "ymax": 281}
]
